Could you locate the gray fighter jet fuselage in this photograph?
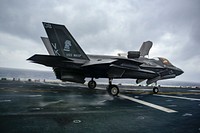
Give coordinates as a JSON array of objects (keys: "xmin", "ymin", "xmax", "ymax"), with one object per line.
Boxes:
[{"xmin": 28, "ymin": 22, "xmax": 183, "ymax": 96}]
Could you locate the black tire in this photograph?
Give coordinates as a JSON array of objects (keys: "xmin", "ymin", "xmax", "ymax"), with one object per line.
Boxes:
[
  {"xmin": 88, "ymin": 80, "xmax": 96, "ymax": 89},
  {"xmin": 153, "ymin": 87, "xmax": 159, "ymax": 94},
  {"xmin": 107, "ymin": 85, "xmax": 119, "ymax": 96}
]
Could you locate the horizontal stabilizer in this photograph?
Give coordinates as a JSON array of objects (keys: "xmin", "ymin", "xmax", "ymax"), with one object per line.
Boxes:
[{"xmin": 27, "ymin": 54, "xmax": 72, "ymax": 67}]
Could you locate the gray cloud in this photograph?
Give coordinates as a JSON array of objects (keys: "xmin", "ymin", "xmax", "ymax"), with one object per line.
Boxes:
[{"xmin": 0, "ymin": 0, "xmax": 200, "ymax": 82}]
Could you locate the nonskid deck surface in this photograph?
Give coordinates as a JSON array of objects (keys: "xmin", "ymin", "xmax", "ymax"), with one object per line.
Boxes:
[{"xmin": 0, "ymin": 80, "xmax": 200, "ymax": 133}]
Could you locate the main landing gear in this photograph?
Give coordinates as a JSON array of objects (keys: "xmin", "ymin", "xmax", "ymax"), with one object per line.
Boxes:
[
  {"xmin": 153, "ymin": 86, "xmax": 159, "ymax": 94},
  {"xmin": 88, "ymin": 78, "xmax": 96, "ymax": 89},
  {"xmin": 106, "ymin": 79, "xmax": 119, "ymax": 96},
  {"xmin": 88, "ymin": 78, "xmax": 119, "ymax": 96},
  {"xmin": 88, "ymin": 78, "xmax": 159, "ymax": 96}
]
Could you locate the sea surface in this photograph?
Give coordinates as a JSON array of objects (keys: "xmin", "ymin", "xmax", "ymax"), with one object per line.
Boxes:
[
  {"xmin": 0, "ymin": 67, "xmax": 199, "ymax": 87},
  {"xmin": 0, "ymin": 67, "xmax": 56, "ymax": 81}
]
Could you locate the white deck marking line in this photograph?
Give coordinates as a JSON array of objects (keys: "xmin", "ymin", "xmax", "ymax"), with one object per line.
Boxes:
[
  {"xmin": 188, "ymin": 90, "xmax": 200, "ymax": 92},
  {"xmin": 154, "ymin": 94, "xmax": 200, "ymax": 101},
  {"xmin": 95, "ymin": 87, "xmax": 105, "ymax": 90},
  {"xmin": 119, "ymin": 94, "xmax": 177, "ymax": 113}
]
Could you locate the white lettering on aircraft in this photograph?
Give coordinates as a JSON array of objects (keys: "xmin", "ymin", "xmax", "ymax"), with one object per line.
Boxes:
[
  {"xmin": 51, "ymin": 43, "xmax": 60, "ymax": 56},
  {"xmin": 66, "ymin": 53, "xmax": 72, "ymax": 57},
  {"xmin": 51, "ymin": 43, "xmax": 57, "ymax": 49},
  {"xmin": 74, "ymin": 54, "xmax": 81, "ymax": 57},
  {"xmin": 44, "ymin": 23, "xmax": 52, "ymax": 29},
  {"xmin": 54, "ymin": 50, "xmax": 60, "ymax": 56}
]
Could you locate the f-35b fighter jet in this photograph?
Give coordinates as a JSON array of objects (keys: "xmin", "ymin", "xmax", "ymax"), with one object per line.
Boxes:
[{"xmin": 28, "ymin": 22, "xmax": 184, "ymax": 96}]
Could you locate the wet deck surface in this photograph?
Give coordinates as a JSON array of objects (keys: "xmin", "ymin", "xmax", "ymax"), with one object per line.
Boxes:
[{"xmin": 0, "ymin": 80, "xmax": 200, "ymax": 133}]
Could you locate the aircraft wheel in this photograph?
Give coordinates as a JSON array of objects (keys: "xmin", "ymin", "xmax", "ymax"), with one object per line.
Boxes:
[
  {"xmin": 88, "ymin": 80, "xmax": 96, "ymax": 89},
  {"xmin": 153, "ymin": 87, "xmax": 159, "ymax": 94},
  {"xmin": 107, "ymin": 85, "xmax": 119, "ymax": 96}
]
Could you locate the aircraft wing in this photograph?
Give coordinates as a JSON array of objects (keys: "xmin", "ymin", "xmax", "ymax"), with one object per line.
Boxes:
[
  {"xmin": 81, "ymin": 59, "xmax": 115, "ymax": 67},
  {"xmin": 81, "ymin": 58, "xmax": 143, "ymax": 68},
  {"xmin": 113, "ymin": 58, "xmax": 143, "ymax": 66},
  {"xmin": 107, "ymin": 63, "xmax": 156, "ymax": 78},
  {"xmin": 81, "ymin": 57, "xmax": 153, "ymax": 77}
]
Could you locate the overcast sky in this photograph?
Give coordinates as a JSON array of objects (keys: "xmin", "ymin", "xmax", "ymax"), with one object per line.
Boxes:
[{"xmin": 0, "ymin": 0, "xmax": 199, "ymax": 82}]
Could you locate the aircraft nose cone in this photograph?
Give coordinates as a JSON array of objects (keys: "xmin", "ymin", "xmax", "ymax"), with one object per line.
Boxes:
[{"xmin": 176, "ymin": 68, "xmax": 184, "ymax": 76}]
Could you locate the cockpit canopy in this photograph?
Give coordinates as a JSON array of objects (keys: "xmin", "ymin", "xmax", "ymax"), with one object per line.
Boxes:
[{"xmin": 154, "ymin": 57, "xmax": 174, "ymax": 67}]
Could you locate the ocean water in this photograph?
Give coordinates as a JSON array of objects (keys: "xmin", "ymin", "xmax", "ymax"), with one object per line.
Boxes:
[
  {"xmin": 0, "ymin": 67, "xmax": 56, "ymax": 81},
  {"xmin": 0, "ymin": 67, "xmax": 199, "ymax": 87}
]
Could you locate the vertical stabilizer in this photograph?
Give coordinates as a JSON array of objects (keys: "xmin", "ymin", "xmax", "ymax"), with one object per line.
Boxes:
[
  {"xmin": 41, "ymin": 37, "xmax": 55, "ymax": 55},
  {"xmin": 42, "ymin": 22, "xmax": 89, "ymax": 60}
]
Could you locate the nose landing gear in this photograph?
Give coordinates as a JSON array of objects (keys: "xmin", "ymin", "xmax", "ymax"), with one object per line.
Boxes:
[{"xmin": 152, "ymin": 82, "xmax": 159, "ymax": 94}]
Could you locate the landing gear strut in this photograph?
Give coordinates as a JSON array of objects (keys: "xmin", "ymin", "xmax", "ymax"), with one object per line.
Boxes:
[
  {"xmin": 106, "ymin": 78, "xmax": 119, "ymax": 96},
  {"xmin": 88, "ymin": 78, "xmax": 96, "ymax": 89}
]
